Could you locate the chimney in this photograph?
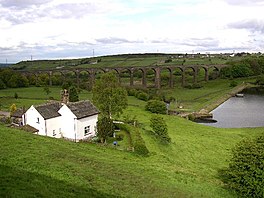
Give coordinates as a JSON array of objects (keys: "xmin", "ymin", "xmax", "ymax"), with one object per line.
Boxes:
[{"xmin": 61, "ymin": 89, "xmax": 69, "ymax": 104}]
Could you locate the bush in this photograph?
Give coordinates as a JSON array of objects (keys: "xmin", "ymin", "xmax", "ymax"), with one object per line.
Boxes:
[
  {"xmin": 136, "ymin": 91, "xmax": 149, "ymax": 101},
  {"xmin": 229, "ymin": 80, "xmax": 238, "ymax": 87},
  {"xmin": 0, "ymin": 79, "xmax": 6, "ymax": 89},
  {"xmin": 188, "ymin": 114, "xmax": 195, "ymax": 121},
  {"xmin": 150, "ymin": 115, "xmax": 171, "ymax": 143},
  {"xmin": 118, "ymin": 124, "xmax": 149, "ymax": 156},
  {"xmin": 185, "ymin": 83, "xmax": 203, "ymax": 89},
  {"xmin": 145, "ymin": 100, "xmax": 167, "ymax": 114},
  {"xmin": 221, "ymin": 62, "xmax": 253, "ymax": 78},
  {"xmin": 165, "ymin": 58, "xmax": 172, "ymax": 63},
  {"xmin": 219, "ymin": 135, "xmax": 264, "ymax": 198},
  {"xmin": 255, "ymin": 75, "xmax": 264, "ymax": 85},
  {"xmin": 126, "ymin": 88, "xmax": 137, "ymax": 96},
  {"xmin": 133, "ymin": 142, "xmax": 149, "ymax": 156}
]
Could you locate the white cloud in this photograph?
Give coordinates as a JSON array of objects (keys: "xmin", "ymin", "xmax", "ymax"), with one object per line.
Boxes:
[{"xmin": 1, "ymin": 0, "xmax": 264, "ymax": 62}]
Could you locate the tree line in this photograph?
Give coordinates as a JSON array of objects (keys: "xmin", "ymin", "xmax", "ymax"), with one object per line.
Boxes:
[{"xmin": 221, "ymin": 56, "xmax": 264, "ymax": 79}]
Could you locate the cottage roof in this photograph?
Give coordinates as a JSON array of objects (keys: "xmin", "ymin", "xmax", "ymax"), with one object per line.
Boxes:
[
  {"xmin": 11, "ymin": 108, "xmax": 27, "ymax": 118},
  {"xmin": 35, "ymin": 102, "xmax": 62, "ymax": 120},
  {"xmin": 66, "ymin": 100, "xmax": 99, "ymax": 119}
]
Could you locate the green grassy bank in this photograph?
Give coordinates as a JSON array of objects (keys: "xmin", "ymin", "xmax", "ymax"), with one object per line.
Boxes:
[
  {"xmin": 1, "ymin": 86, "xmax": 263, "ymax": 197},
  {"xmin": 0, "ymin": 77, "xmax": 262, "ymax": 197}
]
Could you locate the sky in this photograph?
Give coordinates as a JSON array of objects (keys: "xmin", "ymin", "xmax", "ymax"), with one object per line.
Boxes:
[{"xmin": 0, "ymin": 0, "xmax": 264, "ymax": 63}]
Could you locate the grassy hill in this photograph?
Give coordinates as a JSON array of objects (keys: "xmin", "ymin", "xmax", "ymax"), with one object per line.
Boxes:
[
  {"xmin": 0, "ymin": 75, "xmax": 262, "ymax": 197},
  {"xmin": 1, "ymin": 90, "xmax": 263, "ymax": 197},
  {"xmin": 11, "ymin": 53, "xmax": 236, "ymax": 71}
]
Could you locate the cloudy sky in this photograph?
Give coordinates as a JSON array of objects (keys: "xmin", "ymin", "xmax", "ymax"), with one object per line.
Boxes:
[{"xmin": 1, "ymin": 0, "xmax": 264, "ymax": 63}]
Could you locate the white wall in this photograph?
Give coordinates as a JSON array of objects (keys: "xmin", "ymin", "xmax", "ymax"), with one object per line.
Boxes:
[
  {"xmin": 58, "ymin": 105, "xmax": 77, "ymax": 141},
  {"xmin": 23, "ymin": 106, "xmax": 46, "ymax": 136},
  {"xmin": 46, "ymin": 117, "xmax": 62, "ymax": 138},
  {"xmin": 77, "ymin": 114, "xmax": 98, "ymax": 141},
  {"xmin": 23, "ymin": 104, "xmax": 98, "ymax": 142}
]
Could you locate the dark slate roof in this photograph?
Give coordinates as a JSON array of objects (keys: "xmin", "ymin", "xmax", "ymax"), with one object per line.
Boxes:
[
  {"xmin": 35, "ymin": 102, "xmax": 62, "ymax": 120},
  {"xmin": 21, "ymin": 125, "xmax": 39, "ymax": 133},
  {"xmin": 11, "ymin": 108, "xmax": 27, "ymax": 118},
  {"xmin": 66, "ymin": 100, "xmax": 99, "ymax": 119}
]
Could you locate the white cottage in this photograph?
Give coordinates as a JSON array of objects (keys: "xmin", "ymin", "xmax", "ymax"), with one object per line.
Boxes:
[{"xmin": 22, "ymin": 100, "xmax": 99, "ymax": 142}]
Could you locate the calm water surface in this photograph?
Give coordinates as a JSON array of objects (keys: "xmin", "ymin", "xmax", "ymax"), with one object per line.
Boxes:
[{"xmin": 203, "ymin": 90, "xmax": 264, "ymax": 128}]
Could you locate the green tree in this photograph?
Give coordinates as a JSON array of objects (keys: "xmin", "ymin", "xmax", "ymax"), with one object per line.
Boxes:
[
  {"xmin": 150, "ymin": 115, "xmax": 171, "ymax": 143},
  {"xmin": 92, "ymin": 72, "xmax": 127, "ymax": 118},
  {"xmin": 0, "ymin": 79, "xmax": 6, "ymax": 89},
  {"xmin": 7, "ymin": 75, "xmax": 19, "ymax": 88},
  {"xmin": 69, "ymin": 86, "xmax": 79, "ymax": 102},
  {"xmin": 10, "ymin": 103, "xmax": 17, "ymax": 117},
  {"xmin": 145, "ymin": 100, "xmax": 167, "ymax": 114},
  {"xmin": 219, "ymin": 135, "xmax": 264, "ymax": 198},
  {"xmin": 97, "ymin": 116, "xmax": 114, "ymax": 143}
]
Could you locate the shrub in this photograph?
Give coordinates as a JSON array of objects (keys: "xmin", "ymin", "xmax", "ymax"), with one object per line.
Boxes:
[
  {"xmin": 187, "ymin": 114, "xmax": 195, "ymax": 121},
  {"xmin": 145, "ymin": 100, "xmax": 167, "ymax": 114},
  {"xmin": 229, "ymin": 80, "xmax": 238, "ymax": 87},
  {"xmin": 14, "ymin": 92, "xmax": 18, "ymax": 99},
  {"xmin": 255, "ymin": 75, "xmax": 264, "ymax": 85},
  {"xmin": 150, "ymin": 115, "xmax": 171, "ymax": 143},
  {"xmin": 219, "ymin": 135, "xmax": 264, "ymax": 198},
  {"xmin": 185, "ymin": 83, "xmax": 203, "ymax": 89},
  {"xmin": 136, "ymin": 91, "xmax": 149, "ymax": 101},
  {"xmin": 0, "ymin": 79, "xmax": 6, "ymax": 89},
  {"xmin": 118, "ymin": 124, "xmax": 149, "ymax": 156},
  {"xmin": 165, "ymin": 58, "xmax": 172, "ymax": 63},
  {"xmin": 126, "ymin": 88, "xmax": 137, "ymax": 96},
  {"xmin": 97, "ymin": 116, "xmax": 114, "ymax": 143},
  {"xmin": 133, "ymin": 142, "xmax": 149, "ymax": 156}
]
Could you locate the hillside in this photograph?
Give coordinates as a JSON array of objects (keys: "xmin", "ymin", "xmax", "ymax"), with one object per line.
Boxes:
[
  {"xmin": 11, "ymin": 53, "xmax": 233, "ymax": 71},
  {"xmin": 1, "ymin": 103, "xmax": 263, "ymax": 197}
]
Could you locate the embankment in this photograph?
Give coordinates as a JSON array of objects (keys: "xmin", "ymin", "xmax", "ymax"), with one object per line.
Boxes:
[{"xmin": 203, "ymin": 82, "xmax": 254, "ymax": 113}]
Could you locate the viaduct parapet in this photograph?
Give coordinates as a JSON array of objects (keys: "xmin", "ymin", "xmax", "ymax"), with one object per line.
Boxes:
[{"xmin": 17, "ymin": 64, "xmax": 228, "ymax": 89}]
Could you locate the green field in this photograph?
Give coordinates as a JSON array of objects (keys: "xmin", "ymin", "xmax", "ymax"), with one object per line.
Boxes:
[
  {"xmin": 1, "ymin": 100, "xmax": 263, "ymax": 197},
  {"xmin": 11, "ymin": 53, "xmax": 237, "ymax": 71},
  {"xmin": 0, "ymin": 79, "xmax": 263, "ymax": 197},
  {"xmin": 0, "ymin": 77, "xmax": 255, "ymax": 112}
]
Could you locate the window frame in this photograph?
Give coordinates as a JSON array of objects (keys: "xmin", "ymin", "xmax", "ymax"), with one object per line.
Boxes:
[{"xmin": 84, "ymin": 126, "xmax": 91, "ymax": 136}]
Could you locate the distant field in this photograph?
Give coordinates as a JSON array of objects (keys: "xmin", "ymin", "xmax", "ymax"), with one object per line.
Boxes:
[
  {"xmin": 10, "ymin": 53, "xmax": 237, "ymax": 71},
  {"xmin": 0, "ymin": 87, "xmax": 92, "ymax": 111},
  {"xmin": 0, "ymin": 77, "xmax": 256, "ymax": 112}
]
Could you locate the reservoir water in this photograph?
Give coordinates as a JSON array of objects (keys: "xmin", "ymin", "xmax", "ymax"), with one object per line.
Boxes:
[{"xmin": 203, "ymin": 87, "xmax": 264, "ymax": 128}]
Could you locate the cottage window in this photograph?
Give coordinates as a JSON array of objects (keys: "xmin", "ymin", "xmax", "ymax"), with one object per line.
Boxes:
[
  {"xmin": 53, "ymin": 130, "xmax": 56, "ymax": 136},
  {"xmin": 84, "ymin": 126, "xmax": 91, "ymax": 136},
  {"xmin": 36, "ymin": 117, "xmax": 40, "ymax": 124}
]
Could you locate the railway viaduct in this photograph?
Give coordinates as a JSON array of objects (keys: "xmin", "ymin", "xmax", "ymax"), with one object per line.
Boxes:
[{"xmin": 18, "ymin": 64, "xmax": 228, "ymax": 89}]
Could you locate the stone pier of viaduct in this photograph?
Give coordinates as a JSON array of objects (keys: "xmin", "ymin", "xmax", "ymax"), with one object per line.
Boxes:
[{"xmin": 18, "ymin": 64, "xmax": 228, "ymax": 89}]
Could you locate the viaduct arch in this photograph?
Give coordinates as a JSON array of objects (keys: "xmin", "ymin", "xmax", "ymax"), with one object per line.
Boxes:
[{"xmin": 18, "ymin": 64, "xmax": 227, "ymax": 89}]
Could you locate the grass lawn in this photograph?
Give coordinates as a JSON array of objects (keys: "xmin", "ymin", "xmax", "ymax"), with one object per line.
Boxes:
[
  {"xmin": 1, "ymin": 109, "xmax": 263, "ymax": 197},
  {"xmin": 0, "ymin": 87, "xmax": 92, "ymax": 111},
  {"xmin": 0, "ymin": 79, "xmax": 263, "ymax": 197}
]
